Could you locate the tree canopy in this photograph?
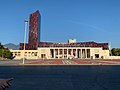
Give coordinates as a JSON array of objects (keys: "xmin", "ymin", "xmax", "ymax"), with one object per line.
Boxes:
[
  {"xmin": 0, "ymin": 43, "xmax": 13, "ymax": 59},
  {"xmin": 111, "ymin": 48, "xmax": 120, "ymax": 56}
]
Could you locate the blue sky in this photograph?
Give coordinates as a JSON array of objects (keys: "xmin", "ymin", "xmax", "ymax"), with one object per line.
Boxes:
[{"xmin": 0, "ymin": 0, "xmax": 120, "ymax": 48}]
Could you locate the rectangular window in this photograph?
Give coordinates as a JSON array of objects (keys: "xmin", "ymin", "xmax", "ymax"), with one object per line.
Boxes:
[{"xmin": 64, "ymin": 49, "xmax": 67, "ymax": 54}]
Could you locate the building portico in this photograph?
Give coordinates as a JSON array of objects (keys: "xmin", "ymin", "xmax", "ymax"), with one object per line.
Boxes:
[{"xmin": 11, "ymin": 47, "xmax": 109, "ymax": 60}]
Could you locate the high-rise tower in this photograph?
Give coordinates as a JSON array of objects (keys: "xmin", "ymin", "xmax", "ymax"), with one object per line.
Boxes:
[
  {"xmin": 20, "ymin": 10, "xmax": 41, "ymax": 50},
  {"xmin": 28, "ymin": 10, "xmax": 41, "ymax": 49}
]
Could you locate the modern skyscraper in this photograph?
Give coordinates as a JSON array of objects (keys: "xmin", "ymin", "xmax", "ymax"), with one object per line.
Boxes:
[
  {"xmin": 28, "ymin": 10, "xmax": 41, "ymax": 50},
  {"xmin": 20, "ymin": 10, "xmax": 41, "ymax": 50}
]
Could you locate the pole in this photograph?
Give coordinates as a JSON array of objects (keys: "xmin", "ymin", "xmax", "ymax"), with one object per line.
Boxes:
[
  {"xmin": 109, "ymin": 42, "xmax": 112, "ymax": 60},
  {"xmin": 2, "ymin": 49, "xmax": 3, "ymax": 60},
  {"xmin": 109, "ymin": 42, "xmax": 112, "ymax": 56},
  {"xmin": 23, "ymin": 20, "xmax": 28, "ymax": 64}
]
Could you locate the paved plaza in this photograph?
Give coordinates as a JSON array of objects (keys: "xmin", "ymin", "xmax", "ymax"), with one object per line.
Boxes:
[{"xmin": 1, "ymin": 59, "xmax": 120, "ymax": 66}]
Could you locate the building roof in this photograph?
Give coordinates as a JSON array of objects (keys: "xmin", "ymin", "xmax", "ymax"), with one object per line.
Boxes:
[{"xmin": 38, "ymin": 41, "xmax": 109, "ymax": 50}]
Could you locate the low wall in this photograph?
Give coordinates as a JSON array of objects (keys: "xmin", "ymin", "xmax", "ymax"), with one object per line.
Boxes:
[
  {"xmin": 105, "ymin": 56, "xmax": 120, "ymax": 59},
  {"xmin": 13, "ymin": 56, "xmax": 38, "ymax": 60}
]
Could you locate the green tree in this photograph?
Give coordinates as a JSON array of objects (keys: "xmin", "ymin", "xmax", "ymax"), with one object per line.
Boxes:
[
  {"xmin": 4, "ymin": 49, "xmax": 13, "ymax": 59},
  {"xmin": 111, "ymin": 48, "xmax": 120, "ymax": 56},
  {"xmin": 0, "ymin": 43, "xmax": 13, "ymax": 59},
  {"xmin": 0, "ymin": 43, "xmax": 4, "ymax": 58}
]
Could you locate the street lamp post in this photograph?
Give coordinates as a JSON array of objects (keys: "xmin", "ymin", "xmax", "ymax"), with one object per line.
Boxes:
[
  {"xmin": 2, "ymin": 49, "xmax": 3, "ymax": 60},
  {"xmin": 23, "ymin": 20, "xmax": 28, "ymax": 64}
]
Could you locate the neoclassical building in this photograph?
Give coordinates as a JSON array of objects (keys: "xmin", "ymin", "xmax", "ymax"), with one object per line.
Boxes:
[{"xmin": 11, "ymin": 39, "xmax": 110, "ymax": 60}]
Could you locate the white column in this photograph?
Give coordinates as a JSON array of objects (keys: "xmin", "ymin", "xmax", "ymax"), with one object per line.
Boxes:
[
  {"xmin": 85, "ymin": 49, "xmax": 87, "ymax": 59},
  {"xmin": 62, "ymin": 49, "xmax": 64, "ymax": 59},
  {"xmin": 81, "ymin": 49, "xmax": 83, "ymax": 59},
  {"xmin": 58, "ymin": 49, "xmax": 59, "ymax": 59},
  {"xmin": 75, "ymin": 49, "xmax": 77, "ymax": 57},
  {"xmin": 71, "ymin": 49, "xmax": 73, "ymax": 56},
  {"xmin": 54, "ymin": 49, "xmax": 55, "ymax": 59}
]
